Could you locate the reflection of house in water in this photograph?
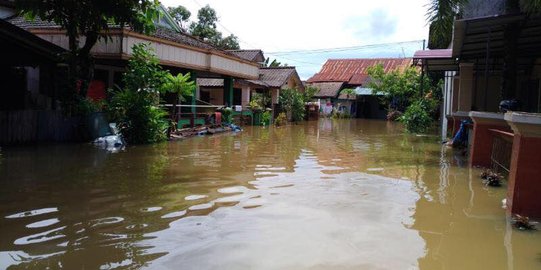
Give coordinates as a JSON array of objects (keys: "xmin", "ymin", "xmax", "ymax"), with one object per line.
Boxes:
[{"xmin": 307, "ymin": 58, "xmax": 411, "ymax": 119}]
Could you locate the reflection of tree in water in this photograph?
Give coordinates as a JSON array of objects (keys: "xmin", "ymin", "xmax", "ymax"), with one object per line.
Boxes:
[{"xmin": 1, "ymin": 144, "xmax": 173, "ymax": 269}]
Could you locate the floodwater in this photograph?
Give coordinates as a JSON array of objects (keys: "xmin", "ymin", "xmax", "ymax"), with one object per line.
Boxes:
[{"xmin": 0, "ymin": 119, "xmax": 540, "ymax": 269}]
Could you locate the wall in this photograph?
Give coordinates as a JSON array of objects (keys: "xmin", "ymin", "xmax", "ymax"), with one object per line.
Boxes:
[
  {"xmin": 463, "ymin": 0, "xmax": 506, "ymax": 18},
  {"xmin": 473, "ymin": 74, "xmax": 502, "ymax": 112}
]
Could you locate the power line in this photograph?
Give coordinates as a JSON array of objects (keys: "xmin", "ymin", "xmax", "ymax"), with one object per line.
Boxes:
[{"xmin": 267, "ymin": 40, "xmax": 424, "ymax": 55}]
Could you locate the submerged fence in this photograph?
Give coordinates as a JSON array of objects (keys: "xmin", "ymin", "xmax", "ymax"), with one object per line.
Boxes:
[{"xmin": 0, "ymin": 110, "xmax": 80, "ymax": 145}]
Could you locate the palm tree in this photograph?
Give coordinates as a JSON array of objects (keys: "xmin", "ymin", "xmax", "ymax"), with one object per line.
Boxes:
[
  {"xmin": 161, "ymin": 73, "xmax": 196, "ymax": 124},
  {"xmin": 427, "ymin": 0, "xmax": 541, "ymax": 101}
]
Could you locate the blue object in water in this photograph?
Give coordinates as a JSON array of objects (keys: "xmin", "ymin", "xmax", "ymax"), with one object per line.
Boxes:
[{"xmin": 452, "ymin": 119, "xmax": 472, "ymax": 147}]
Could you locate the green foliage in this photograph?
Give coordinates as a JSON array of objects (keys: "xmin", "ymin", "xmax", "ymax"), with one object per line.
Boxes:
[
  {"xmin": 274, "ymin": 112, "xmax": 287, "ymax": 126},
  {"xmin": 261, "ymin": 110, "xmax": 272, "ymax": 126},
  {"xmin": 264, "ymin": 58, "xmax": 286, "ymax": 67},
  {"xmin": 188, "ymin": 4, "xmax": 240, "ymax": 50},
  {"xmin": 161, "ymin": 73, "xmax": 195, "ymax": 102},
  {"xmin": 108, "ymin": 43, "xmax": 169, "ymax": 144},
  {"xmin": 340, "ymin": 88, "xmax": 356, "ymax": 99},
  {"xmin": 303, "ymin": 85, "xmax": 319, "ymax": 102},
  {"xmin": 250, "ymin": 92, "xmax": 270, "ymax": 111},
  {"xmin": 167, "ymin": 5, "xmax": 191, "ymax": 29},
  {"xmin": 399, "ymin": 100, "xmax": 435, "ymax": 133},
  {"xmin": 367, "ymin": 64, "xmax": 432, "ymax": 112},
  {"xmin": 15, "ymin": 0, "xmax": 161, "ymax": 110},
  {"xmin": 426, "ymin": 0, "xmax": 465, "ymax": 49},
  {"xmin": 279, "ymin": 88, "xmax": 305, "ymax": 122},
  {"xmin": 221, "ymin": 107, "xmax": 233, "ymax": 124}
]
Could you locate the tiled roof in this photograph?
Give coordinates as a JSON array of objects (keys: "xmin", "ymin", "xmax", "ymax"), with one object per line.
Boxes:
[
  {"xmin": 7, "ymin": 16, "xmax": 245, "ymax": 58},
  {"xmin": 226, "ymin": 50, "xmax": 265, "ymax": 63},
  {"xmin": 197, "ymin": 78, "xmax": 224, "ymax": 87},
  {"xmin": 308, "ymin": 82, "xmax": 344, "ymax": 98},
  {"xmin": 307, "ymin": 58, "xmax": 412, "ymax": 85},
  {"xmin": 259, "ymin": 67, "xmax": 296, "ymax": 88}
]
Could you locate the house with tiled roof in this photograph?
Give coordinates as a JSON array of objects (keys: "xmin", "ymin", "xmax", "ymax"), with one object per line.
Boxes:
[
  {"xmin": 197, "ymin": 66, "xmax": 304, "ymax": 112},
  {"xmin": 227, "ymin": 50, "xmax": 265, "ymax": 65},
  {"xmin": 308, "ymin": 58, "xmax": 412, "ymax": 118}
]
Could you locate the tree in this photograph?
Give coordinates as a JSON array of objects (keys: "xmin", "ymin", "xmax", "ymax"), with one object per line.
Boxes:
[
  {"xmin": 108, "ymin": 43, "xmax": 169, "ymax": 144},
  {"xmin": 161, "ymin": 73, "xmax": 195, "ymax": 122},
  {"xmin": 279, "ymin": 88, "xmax": 305, "ymax": 122},
  {"xmin": 167, "ymin": 5, "xmax": 191, "ymax": 29},
  {"xmin": 264, "ymin": 57, "xmax": 286, "ymax": 67},
  {"xmin": 15, "ymin": 0, "xmax": 160, "ymax": 113},
  {"xmin": 188, "ymin": 4, "xmax": 240, "ymax": 50}
]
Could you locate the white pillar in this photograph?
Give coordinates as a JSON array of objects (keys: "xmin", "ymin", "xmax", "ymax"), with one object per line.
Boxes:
[{"xmin": 241, "ymin": 86, "xmax": 251, "ymax": 108}]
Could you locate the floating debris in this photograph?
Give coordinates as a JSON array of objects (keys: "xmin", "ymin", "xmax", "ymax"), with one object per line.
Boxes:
[{"xmin": 511, "ymin": 214, "xmax": 538, "ymax": 231}]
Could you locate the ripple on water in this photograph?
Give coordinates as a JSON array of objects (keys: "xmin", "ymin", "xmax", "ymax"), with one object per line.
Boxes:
[
  {"xmin": 89, "ymin": 217, "xmax": 124, "ymax": 227},
  {"xmin": 184, "ymin": 195, "xmax": 208, "ymax": 201},
  {"xmin": 14, "ymin": 226, "xmax": 66, "ymax": 245},
  {"xmin": 188, "ymin": 203, "xmax": 214, "ymax": 211},
  {"xmin": 5, "ymin": 208, "xmax": 58, "ymax": 219},
  {"xmin": 140, "ymin": 207, "xmax": 163, "ymax": 212},
  {"xmin": 161, "ymin": 210, "xmax": 187, "ymax": 219},
  {"xmin": 26, "ymin": 218, "xmax": 60, "ymax": 229}
]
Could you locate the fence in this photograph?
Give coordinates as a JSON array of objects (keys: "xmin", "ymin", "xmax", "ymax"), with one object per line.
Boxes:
[
  {"xmin": 489, "ymin": 129, "xmax": 513, "ymax": 174},
  {"xmin": 0, "ymin": 110, "xmax": 80, "ymax": 145}
]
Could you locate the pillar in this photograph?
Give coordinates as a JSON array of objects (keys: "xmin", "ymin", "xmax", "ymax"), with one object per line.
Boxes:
[
  {"xmin": 190, "ymin": 71, "xmax": 197, "ymax": 115},
  {"xmin": 223, "ymin": 77, "xmax": 233, "ymax": 107},
  {"xmin": 468, "ymin": 112, "xmax": 510, "ymax": 167},
  {"xmin": 505, "ymin": 112, "xmax": 541, "ymax": 218},
  {"xmin": 241, "ymin": 86, "xmax": 251, "ymax": 108},
  {"xmin": 457, "ymin": 63, "xmax": 474, "ymax": 112}
]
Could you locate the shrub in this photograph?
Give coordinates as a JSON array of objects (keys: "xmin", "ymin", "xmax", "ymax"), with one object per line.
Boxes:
[
  {"xmin": 399, "ymin": 100, "xmax": 433, "ymax": 133},
  {"xmin": 274, "ymin": 112, "xmax": 287, "ymax": 126},
  {"xmin": 279, "ymin": 88, "xmax": 305, "ymax": 122},
  {"xmin": 108, "ymin": 43, "xmax": 169, "ymax": 144},
  {"xmin": 261, "ymin": 110, "xmax": 272, "ymax": 126}
]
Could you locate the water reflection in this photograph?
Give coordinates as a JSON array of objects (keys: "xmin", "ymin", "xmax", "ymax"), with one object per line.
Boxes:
[{"xmin": 0, "ymin": 119, "xmax": 540, "ymax": 269}]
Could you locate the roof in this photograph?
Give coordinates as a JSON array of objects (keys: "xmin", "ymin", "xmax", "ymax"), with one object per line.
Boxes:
[
  {"xmin": 258, "ymin": 67, "xmax": 298, "ymax": 88},
  {"xmin": 307, "ymin": 58, "xmax": 412, "ymax": 85},
  {"xmin": 308, "ymin": 82, "xmax": 344, "ymax": 98},
  {"xmin": 413, "ymin": 49, "xmax": 458, "ymax": 71},
  {"xmin": 197, "ymin": 78, "xmax": 224, "ymax": 87},
  {"xmin": 226, "ymin": 50, "xmax": 265, "ymax": 63},
  {"xmin": 7, "ymin": 16, "xmax": 254, "ymax": 61},
  {"xmin": 1, "ymin": 18, "xmax": 65, "ymax": 65}
]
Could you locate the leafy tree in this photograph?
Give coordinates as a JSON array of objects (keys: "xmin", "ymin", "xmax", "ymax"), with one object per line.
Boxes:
[
  {"xmin": 188, "ymin": 4, "xmax": 240, "ymax": 50},
  {"xmin": 15, "ymin": 0, "xmax": 160, "ymax": 113},
  {"xmin": 340, "ymin": 88, "xmax": 356, "ymax": 99},
  {"xmin": 264, "ymin": 57, "xmax": 286, "ymax": 67},
  {"xmin": 161, "ymin": 73, "xmax": 195, "ymax": 121},
  {"xmin": 303, "ymin": 85, "xmax": 319, "ymax": 102},
  {"xmin": 108, "ymin": 43, "xmax": 169, "ymax": 144},
  {"xmin": 279, "ymin": 88, "xmax": 305, "ymax": 122},
  {"xmin": 367, "ymin": 64, "xmax": 439, "ymax": 133},
  {"xmin": 167, "ymin": 5, "xmax": 191, "ymax": 29}
]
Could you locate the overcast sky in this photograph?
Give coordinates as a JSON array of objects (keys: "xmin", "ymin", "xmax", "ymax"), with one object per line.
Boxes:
[{"xmin": 160, "ymin": 0, "xmax": 431, "ymax": 79}]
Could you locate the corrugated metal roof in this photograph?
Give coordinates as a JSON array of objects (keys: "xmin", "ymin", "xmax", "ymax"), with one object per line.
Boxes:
[{"xmin": 307, "ymin": 58, "xmax": 412, "ymax": 85}]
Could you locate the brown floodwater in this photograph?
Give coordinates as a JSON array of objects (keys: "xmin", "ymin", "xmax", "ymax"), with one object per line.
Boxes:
[{"xmin": 0, "ymin": 119, "xmax": 540, "ymax": 269}]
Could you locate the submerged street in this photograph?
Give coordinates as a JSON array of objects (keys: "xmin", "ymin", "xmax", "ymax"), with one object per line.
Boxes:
[{"xmin": 1, "ymin": 119, "xmax": 540, "ymax": 269}]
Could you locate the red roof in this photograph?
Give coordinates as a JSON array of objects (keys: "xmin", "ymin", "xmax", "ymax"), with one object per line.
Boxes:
[{"xmin": 307, "ymin": 58, "xmax": 412, "ymax": 85}]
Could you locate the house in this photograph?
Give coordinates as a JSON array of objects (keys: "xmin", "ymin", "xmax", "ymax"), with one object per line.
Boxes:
[
  {"xmin": 1, "ymin": 5, "xmax": 262, "ymax": 135},
  {"xmin": 307, "ymin": 58, "xmax": 411, "ymax": 118},
  {"xmin": 415, "ymin": 0, "xmax": 541, "ymax": 217},
  {"xmin": 197, "ymin": 65, "xmax": 304, "ymax": 122}
]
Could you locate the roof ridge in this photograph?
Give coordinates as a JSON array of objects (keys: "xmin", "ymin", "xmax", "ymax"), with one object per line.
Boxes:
[
  {"xmin": 326, "ymin": 57, "xmax": 411, "ymax": 61},
  {"xmin": 261, "ymin": 66, "xmax": 296, "ymax": 69}
]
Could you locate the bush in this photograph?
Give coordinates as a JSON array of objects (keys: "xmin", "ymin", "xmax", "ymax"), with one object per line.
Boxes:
[
  {"xmin": 279, "ymin": 88, "xmax": 305, "ymax": 122},
  {"xmin": 261, "ymin": 110, "xmax": 272, "ymax": 126},
  {"xmin": 386, "ymin": 110, "xmax": 402, "ymax": 121},
  {"xmin": 399, "ymin": 100, "xmax": 433, "ymax": 133},
  {"xmin": 274, "ymin": 112, "xmax": 287, "ymax": 126},
  {"xmin": 108, "ymin": 43, "xmax": 169, "ymax": 144}
]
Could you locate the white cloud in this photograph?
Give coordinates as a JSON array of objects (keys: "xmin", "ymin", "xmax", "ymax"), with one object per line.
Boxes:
[{"xmin": 160, "ymin": 0, "xmax": 430, "ymax": 79}]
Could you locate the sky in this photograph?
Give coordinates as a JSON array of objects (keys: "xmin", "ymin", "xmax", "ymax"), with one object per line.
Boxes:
[{"xmin": 160, "ymin": 0, "xmax": 431, "ymax": 80}]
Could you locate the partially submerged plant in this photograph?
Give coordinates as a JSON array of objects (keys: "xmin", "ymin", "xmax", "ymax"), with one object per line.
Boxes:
[
  {"xmin": 480, "ymin": 168, "xmax": 503, "ymax": 187},
  {"xmin": 511, "ymin": 214, "xmax": 537, "ymax": 231}
]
